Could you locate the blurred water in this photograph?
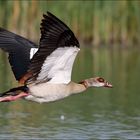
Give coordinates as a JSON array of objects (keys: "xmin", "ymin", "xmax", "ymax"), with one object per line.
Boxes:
[{"xmin": 0, "ymin": 47, "xmax": 140, "ymax": 139}]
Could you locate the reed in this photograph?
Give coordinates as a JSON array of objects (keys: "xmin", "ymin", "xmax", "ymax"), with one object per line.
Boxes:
[{"xmin": 0, "ymin": 0, "xmax": 140, "ymax": 47}]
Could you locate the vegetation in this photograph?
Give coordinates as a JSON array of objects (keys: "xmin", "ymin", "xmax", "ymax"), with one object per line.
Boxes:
[{"xmin": 0, "ymin": 0, "xmax": 140, "ymax": 46}]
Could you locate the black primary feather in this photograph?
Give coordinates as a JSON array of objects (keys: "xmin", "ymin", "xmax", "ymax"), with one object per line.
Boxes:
[
  {"xmin": 0, "ymin": 28, "xmax": 37, "ymax": 80},
  {"xmin": 27, "ymin": 11, "xmax": 80, "ymax": 84}
]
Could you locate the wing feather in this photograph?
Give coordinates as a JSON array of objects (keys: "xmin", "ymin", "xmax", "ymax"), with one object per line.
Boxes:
[
  {"xmin": 37, "ymin": 47, "xmax": 80, "ymax": 84},
  {"xmin": 26, "ymin": 12, "xmax": 80, "ymax": 84},
  {"xmin": 0, "ymin": 27, "xmax": 37, "ymax": 80}
]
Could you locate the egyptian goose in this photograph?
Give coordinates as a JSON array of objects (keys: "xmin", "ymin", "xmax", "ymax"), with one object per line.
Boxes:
[{"xmin": 0, "ymin": 12, "xmax": 112, "ymax": 103}]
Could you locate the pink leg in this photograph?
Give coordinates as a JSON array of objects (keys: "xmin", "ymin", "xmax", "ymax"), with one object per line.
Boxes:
[{"xmin": 0, "ymin": 92, "xmax": 28, "ymax": 102}]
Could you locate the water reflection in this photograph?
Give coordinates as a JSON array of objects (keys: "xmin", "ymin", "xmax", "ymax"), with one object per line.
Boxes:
[{"xmin": 0, "ymin": 47, "xmax": 140, "ymax": 139}]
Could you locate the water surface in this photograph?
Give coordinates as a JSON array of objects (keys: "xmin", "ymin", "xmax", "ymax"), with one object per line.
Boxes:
[{"xmin": 0, "ymin": 47, "xmax": 140, "ymax": 139}]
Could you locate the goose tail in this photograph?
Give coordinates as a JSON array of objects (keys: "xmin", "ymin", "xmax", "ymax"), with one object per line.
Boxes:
[{"xmin": 0, "ymin": 86, "xmax": 29, "ymax": 102}]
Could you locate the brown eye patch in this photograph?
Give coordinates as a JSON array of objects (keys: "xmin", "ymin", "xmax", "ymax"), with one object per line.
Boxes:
[{"xmin": 98, "ymin": 77, "xmax": 104, "ymax": 82}]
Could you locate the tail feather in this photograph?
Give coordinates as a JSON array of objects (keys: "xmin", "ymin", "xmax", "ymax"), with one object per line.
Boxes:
[
  {"xmin": 0, "ymin": 86, "xmax": 28, "ymax": 96},
  {"xmin": 0, "ymin": 86, "xmax": 29, "ymax": 102}
]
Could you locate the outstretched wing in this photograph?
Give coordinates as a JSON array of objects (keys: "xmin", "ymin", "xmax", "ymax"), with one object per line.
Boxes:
[
  {"xmin": 27, "ymin": 12, "xmax": 80, "ymax": 84},
  {"xmin": 0, "ymin": 28, "xmax": 38, "ymax": 80}
]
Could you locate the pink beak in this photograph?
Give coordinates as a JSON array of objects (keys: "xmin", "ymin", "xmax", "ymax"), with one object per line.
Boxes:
[{"xmin": 104, "ymin": 82, "xmax": 113, "ymax": 88}]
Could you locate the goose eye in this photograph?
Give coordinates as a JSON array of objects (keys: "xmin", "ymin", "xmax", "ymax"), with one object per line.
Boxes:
[{"xmin": 98, "ymin": 78, "xmax": 104, "ymax": 82}]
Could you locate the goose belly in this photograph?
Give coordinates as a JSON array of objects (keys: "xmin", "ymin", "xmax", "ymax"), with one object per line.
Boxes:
[{"xmin": 25, "ymin": 83, "xmax": 71, "ymax": 103}]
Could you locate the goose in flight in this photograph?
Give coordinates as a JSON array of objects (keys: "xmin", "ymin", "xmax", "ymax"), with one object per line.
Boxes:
[{"xmin": 0, "ymin": 12, "xmax": 112, "ymax": 103}]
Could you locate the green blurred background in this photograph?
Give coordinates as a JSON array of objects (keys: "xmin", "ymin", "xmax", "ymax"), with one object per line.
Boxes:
[{"xmin": 0, "ymin": 0, "xmax": 140, "ymax": 46}]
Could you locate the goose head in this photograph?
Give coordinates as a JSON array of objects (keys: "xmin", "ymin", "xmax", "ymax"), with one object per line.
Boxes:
[{"xmin": 83, "ymin": 77, "xmax": 113, "ymax": 88}]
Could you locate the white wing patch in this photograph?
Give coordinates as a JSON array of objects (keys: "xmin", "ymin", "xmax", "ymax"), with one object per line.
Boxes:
[
  {"xmin": 37, "ymin": 46, "xmax": 80, "ymax": 84},
  {"xmin": 30, "ymin": 48, "xmax": 38, "ymax": 59}
]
